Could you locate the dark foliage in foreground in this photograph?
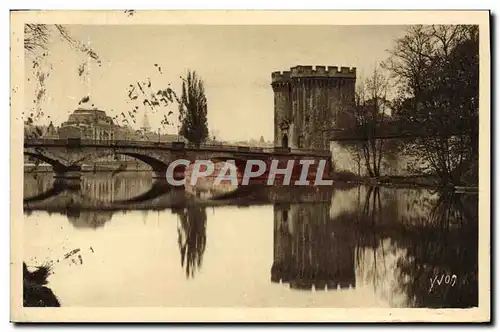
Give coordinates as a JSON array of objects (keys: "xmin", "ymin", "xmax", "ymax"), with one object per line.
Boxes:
[{"xmin": 23, "ymin": 262, "xmax": 60, "ymax": 307}]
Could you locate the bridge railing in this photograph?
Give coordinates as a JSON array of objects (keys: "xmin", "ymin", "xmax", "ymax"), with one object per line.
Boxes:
[
  {"xmin": 174, "ymin": 143, "xmax": 330, "ymax": 156},
  {"xmin": 24, "ymin": 138, "xmax": 332, "ymax": 156},
  {"xmin": 25, "ymin": 138, "xmax": 63, "ymax": 145},
  {"xmin": 192, "ymin": 143, "xmax": 269, "ymax": 154}
]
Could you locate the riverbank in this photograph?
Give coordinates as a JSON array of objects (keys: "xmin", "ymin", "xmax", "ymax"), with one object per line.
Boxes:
[{"xmin": 330, "ymin": 172, "xmax": 478, "ymax": 192}]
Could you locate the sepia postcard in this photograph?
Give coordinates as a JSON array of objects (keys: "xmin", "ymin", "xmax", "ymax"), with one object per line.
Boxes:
[{"xmin": 10, "ymin": 10, "xmax": 491, "ymax": 323}]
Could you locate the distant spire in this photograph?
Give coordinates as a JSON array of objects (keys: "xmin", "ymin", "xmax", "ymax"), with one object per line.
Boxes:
[{"xmin": 141, "ymin": 111, "xmax": 151, "ymax": 131}]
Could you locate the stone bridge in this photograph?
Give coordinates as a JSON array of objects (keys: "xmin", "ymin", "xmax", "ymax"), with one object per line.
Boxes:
[{"xmin": 24, "ymin": 139, "xmax": 332, "ymax": 180}]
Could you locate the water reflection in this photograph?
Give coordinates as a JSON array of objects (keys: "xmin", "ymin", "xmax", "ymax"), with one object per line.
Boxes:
[
  {"xmin": 270, "ymin": 186, "xmax": 477, "ymax": 307},
  {"xmin": 176, "ymin": 206, "xmax": 208, "ymax": 278},
  {"xmin": 23, "ymin": 172, "xmax": 478, "ymax": 308},
  {"xmin": 66, "ymin": 209, "xmax": 114, "ymax": 229},
  {"xmin": 351, "ymin": 188, "xmax": 477, "ymax": 308},
  {"xmin": 394, "ymin": 193, "xmax": 478, "ymax": 308},
  {"xmin": 272, "ymin": 203, "xmax": 355, "ymax": 291}
]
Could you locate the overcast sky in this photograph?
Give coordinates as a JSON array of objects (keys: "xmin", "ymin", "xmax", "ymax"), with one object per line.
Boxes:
[{"xmin": 25, "ymin": 25, "xmax": 408, "ymax": 141}]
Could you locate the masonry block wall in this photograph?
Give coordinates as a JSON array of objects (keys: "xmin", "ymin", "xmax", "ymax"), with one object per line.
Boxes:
[
  {"xmin": 329, "ymin": 138, "xmax": 431, "ymax": 177},
  {"xmin": 272, "ymin": 65, "xmax": 356, "ymax": 151}
]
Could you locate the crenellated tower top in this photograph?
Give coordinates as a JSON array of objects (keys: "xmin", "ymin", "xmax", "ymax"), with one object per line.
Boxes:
[{"xmin": 272, "ymin": 65, "xmax": 356, "ymax": 84}]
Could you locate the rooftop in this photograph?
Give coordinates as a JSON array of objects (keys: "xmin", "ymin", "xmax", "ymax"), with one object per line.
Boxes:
[{"xmin": 73, "ymin": 108, "xmax": 107, "ymax": 115}]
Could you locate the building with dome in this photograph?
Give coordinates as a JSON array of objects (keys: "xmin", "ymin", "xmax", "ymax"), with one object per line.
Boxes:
[
  {"xmin": 25, "ymin": 107, "xmax": 188, "ymax": 171},
  {"xmin": 58, "ymin": 108, "xmax": 116, "ymax": 140}
]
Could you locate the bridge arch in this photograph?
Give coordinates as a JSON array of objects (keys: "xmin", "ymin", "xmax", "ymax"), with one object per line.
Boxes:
[
  {"xmin": 24, "ymin": 149, "xmax": 172, "ymax": 178},
  {"xmin": 60, "ymin": 149, "xmax": 171, "ymax": 175},
  {"xmin": 63, "ymin": 149, "xmax": 169, "ymax": 171},
  {"xmin": 118, "ymin": 152, "xmax": 169, "ymax": 171},
  {"xmin": 24, "ymin": 152, "xmax": 77, "ymax": 174}
]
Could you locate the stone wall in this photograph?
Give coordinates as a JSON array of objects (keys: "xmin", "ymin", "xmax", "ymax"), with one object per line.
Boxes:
[{"xmin": 329, "ymin": 139, "xmax": 429, "ymax": 177}]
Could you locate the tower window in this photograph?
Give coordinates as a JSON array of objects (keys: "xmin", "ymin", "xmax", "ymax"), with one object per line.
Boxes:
[
  {"xmin": 298, "ymin": 136, "xmax": 304, "ymax": 148},
  {"xmin": 282, "ymin": 210, "xmax": 288, "ymax": 223},
  {"xmin": 282, "ymin": 133, "xmax": 289, "ymax": 148}
]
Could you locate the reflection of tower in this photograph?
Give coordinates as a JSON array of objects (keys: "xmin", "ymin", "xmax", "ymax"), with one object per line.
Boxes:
[{"xmin": 271, "ymin": 203, "xmax": 356, "ymax": 291}]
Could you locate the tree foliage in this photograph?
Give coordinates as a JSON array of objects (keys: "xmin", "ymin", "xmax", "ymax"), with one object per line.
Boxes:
[
  {"xmin": 25, "ymin": 24, "xmax": 101, "ymax": 64},
  {"xmin": 348, "ymin": 67, "xmax": 392, "ymax": 177},
  {"xmin": 177, "ymin": 206, "xmax": 207, "ymax": 278},
  {"xmin": 383, "ymin": 25, "xmax": 479, "ymax": 186},
  {"xmin": 178, "ymin": 70, "xmax": 209, "ymax": 145},
  {"xmin": 24, "ymin": 24, "xmax": 102, "ymax": 138},
  {"xmin": 24, "ymin": 25, "xmax": 180, "ymax": 142}
]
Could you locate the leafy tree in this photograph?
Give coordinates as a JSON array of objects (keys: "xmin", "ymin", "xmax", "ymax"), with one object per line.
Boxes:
[
  {"xmin": 178, "ymin": 70, "xmax": 209, "ymax": 146},
  {"xmin": 348, "ymin": 67, "xmax": 392, "ymax": 177},
  {"xmin": 383, "ymin": 25, "xmax": 479, "ymax": 186}
]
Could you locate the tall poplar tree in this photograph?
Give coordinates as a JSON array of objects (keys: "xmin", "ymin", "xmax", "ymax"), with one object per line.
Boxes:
[{"xmin": 178, "ymin": 70, "xmax": 209, "ymax": 146}]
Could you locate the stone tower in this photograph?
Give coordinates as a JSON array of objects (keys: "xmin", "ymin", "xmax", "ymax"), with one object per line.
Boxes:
[{"xmin": 272, "ymin": 65, "xmax": 356, "ymax": 150}]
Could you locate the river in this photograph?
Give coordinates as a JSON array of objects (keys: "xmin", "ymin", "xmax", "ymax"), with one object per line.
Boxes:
[{"xmin": 23, "ymin": 171, "xmax": 478, "ymax": 308}]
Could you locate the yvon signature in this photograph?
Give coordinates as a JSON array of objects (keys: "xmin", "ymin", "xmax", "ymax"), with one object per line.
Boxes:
[{"xmin": 429, "ymin": 274, "xmax": 457, "ymax": 293}]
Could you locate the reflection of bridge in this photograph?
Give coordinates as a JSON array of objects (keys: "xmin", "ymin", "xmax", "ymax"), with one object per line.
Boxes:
[
  {"xmin": 23, "ymin": 174, "xmax": 335, "ymax": 213},
  {"xmin": 24, "ymin": 139, "xmax": 332, "ymax": 179},
  {"xmin": 23, "ymin": 171, "xmax": 477, "ymax": 302}
]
